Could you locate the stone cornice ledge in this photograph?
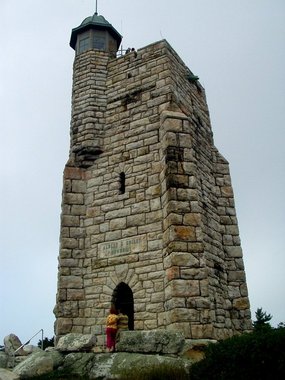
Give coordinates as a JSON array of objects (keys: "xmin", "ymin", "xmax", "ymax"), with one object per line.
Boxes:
[{"xmin": 160, "ymin": 110, "xmax": 189, "ymax": 124}]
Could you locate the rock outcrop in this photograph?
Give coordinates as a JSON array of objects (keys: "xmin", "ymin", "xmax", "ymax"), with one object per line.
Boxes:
[
  {"xmin": 0, "ymin": 368, "xmax": 20, "ymax": 380},
  {"xmin": 1, "ymin": 335, "xmax": 41, "ymax": 370},
  {"xmin": 3, "ymin": 335, "xmax": 25, "ymax": 357},
  {"xmin": 0, "ymin": 353, "xmax": 8, "ymax": 369},
  {"xmin": 13, "ymin": 351, "xmax": 63, "ymax": 379},
  {"xmin": 60, "ymin": 352, "xmax": 191, "ymax": 380},
  {"xmin": 13, "ymin": 351, "xmax": 191, "ymax": 380},
  {"xmin": 0, "ymin": 331, "xmax": 210, "ymax": 379}
]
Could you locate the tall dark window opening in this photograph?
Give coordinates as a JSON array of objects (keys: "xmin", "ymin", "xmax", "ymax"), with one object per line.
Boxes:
[{"xmin": 119, "ymin": 172, "xmax": 126, "ymax": 194}]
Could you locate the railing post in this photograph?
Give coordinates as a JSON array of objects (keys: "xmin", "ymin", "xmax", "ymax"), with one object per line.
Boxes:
[
  {"xmin": 41, "ymin": 329, "xmax": 44, "ymax": 350},
  {"xmin": 11, "ymin": 328, "xmax": 44, "ymax": 367}
]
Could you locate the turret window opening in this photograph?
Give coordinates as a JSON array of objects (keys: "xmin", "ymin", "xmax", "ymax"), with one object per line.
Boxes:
[
  {"xmin": 93, "ymin": 35, "xmax": 106, "ymax": 51},
  {"xmin": 78, "ymin": 35, "xmax": 90, "ymax": 53},
  {"xmin": 119, "ymin": 172, "xmax": 126, "ymax": 194}
]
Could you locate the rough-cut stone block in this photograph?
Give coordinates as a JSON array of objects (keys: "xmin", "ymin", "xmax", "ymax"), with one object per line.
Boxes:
[
  {"xmin": 170, "ymin": 226, "xmax": 197, "ymax": 241},
  {"xmin": 170, "ymin": 252, "xmax": 199, "ymax": 267},
  {"xmin": 181, "ymin": 268, "xmax": 207, "ymax": 280},
  {"xmin": 167, "ymin": 279, "xmax": 200, "ymax": 298},
  {"xmin": 64, "ymin": 167, "xmax": 85, "ymax": 180},
  {"xmin": 228, "ymin": 270, "xmax": 246, "ymax": 282},
  {"xmin": 67, "ymin": 289, "xmax": 85, "ymax": 301},
  {"xmin": 184, "ymin": 213, "xmax": 201, "ymax": 226},
  {"xmin": 56, "ymin": 318, "xmax": 73, "ymax": 335},
  {"xmin": 232, "ymin": 297, "xmax": 250, "ymax": 310},
  {"xmin": 116, "ymin": 330, "xmax": 185, "ymax": 354},
  {"xmin": 60, "ymin": 275, "xmax": 83, "ymax": 289},
  {"xmin": 221, "ymin": 186, "xmax": 233, "ymax": 197},
  {"xmin": 225, "ymin": 246, "xmax": 242, "ymax": 258},
  {"xmin": 56, "ymin": 333, "xmax": 96, "ymax": 352},
  {"xmin": 63, "ymin": 193, "xmax": 84, "ymax": 205}
]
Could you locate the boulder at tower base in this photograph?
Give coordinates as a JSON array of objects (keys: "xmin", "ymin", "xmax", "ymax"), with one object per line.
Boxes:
[
  {"xmin": 56, "ymin": 333, "xmax": 96, "ymax": 352},
  {"xmin": 116, "ymin": 330, "xmax": 185, "ymax": 354}
]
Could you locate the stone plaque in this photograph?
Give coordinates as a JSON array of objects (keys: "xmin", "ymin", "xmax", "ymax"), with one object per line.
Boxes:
[{"xmin": 98, "ymin": 235, "xmax": 147, "ymax": 258}]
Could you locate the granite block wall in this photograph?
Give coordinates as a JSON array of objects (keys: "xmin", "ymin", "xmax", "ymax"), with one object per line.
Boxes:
[{"xmin": 54, "ymin": 40, "xmax": 251, "ymax": 345}]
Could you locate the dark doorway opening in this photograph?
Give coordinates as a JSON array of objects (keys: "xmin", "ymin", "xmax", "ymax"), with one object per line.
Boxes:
[{"xmin": 111, "ymin": 282, "xmax": 134, "ymax": 330}]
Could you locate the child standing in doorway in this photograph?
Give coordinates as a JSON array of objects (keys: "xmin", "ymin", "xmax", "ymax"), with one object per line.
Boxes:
[
  {"xmin": 117, "ymin": 310, "xmax": 129, "ymax": 334},
  {"xmin": 116, "ymin": 309, "xmax": 129, "ymax": 343}
]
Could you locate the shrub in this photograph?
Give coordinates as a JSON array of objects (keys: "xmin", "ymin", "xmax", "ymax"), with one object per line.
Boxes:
[
  {"xmin": 119, "ymin": 363, "xmax": 189, "ymax": 380},
  {"xmin": 190, "ymin": 327, "xmax": 285, "ymax": 380}
]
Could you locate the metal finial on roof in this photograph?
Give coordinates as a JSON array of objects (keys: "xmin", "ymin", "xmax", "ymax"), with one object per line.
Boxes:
[{"xmin": 95, "ymin": 0, "xmax": 98, "ymax": 15}]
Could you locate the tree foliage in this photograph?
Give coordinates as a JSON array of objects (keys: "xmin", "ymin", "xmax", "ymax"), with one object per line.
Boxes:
[
  {"xmin": 120, "ymin": 364, "xmax": 188, "ymax": 380},
  {"xmin": 253, "ymin": 307, "xmax": 272, "ymax": 332},
  {"xmin": 37, "ymin": 336, "xmax": 54, "ymax": 350}
]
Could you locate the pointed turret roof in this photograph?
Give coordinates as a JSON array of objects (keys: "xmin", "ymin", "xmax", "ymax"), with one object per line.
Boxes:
[{"xmin": 70, "ymin": 13, "xmax": 122, "ymax": 50}]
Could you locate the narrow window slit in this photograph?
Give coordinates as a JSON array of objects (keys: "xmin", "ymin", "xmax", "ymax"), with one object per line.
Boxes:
[{"xmin": 119, "ymin": 172, "xmax": 126, "ymax": 194}]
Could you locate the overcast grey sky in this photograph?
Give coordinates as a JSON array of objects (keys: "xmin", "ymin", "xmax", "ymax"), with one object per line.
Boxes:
[{"xmin": 1, "ymin": 0, "xmax": 284, "ymax": 344}]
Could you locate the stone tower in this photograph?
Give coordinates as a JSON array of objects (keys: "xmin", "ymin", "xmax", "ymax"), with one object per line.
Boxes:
[{"xmin": 54, "ymin": 11, "xmax": 252, "ymax": 345}]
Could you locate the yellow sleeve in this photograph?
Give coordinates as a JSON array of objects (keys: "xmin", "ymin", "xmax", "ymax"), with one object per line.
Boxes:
[{"xmin": 106, "ymin": 314, "xmax": 118, "ymax": 328}]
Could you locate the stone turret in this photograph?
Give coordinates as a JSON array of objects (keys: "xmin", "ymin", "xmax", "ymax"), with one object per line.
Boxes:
[
  {"xmin": 70, "ymin": 13, "xmax": 122, "ymax": 56},
  {"xmin": 69, "ymin": 12, "xmax": 122, "ymax": 167}
]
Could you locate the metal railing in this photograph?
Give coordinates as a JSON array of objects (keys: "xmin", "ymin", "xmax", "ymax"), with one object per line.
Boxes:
[
  {"xmin": 12, "ymin": 329, "xmax": 44, "ymax": 366},
  {"xmin": 116, "ymin": 47, "xmax": 137, "ymax": 58}
]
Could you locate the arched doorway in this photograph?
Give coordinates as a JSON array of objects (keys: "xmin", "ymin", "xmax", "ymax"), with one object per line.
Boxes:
[{"xmin": 111, "ymin": 282, "xmax": 134, "ymax": 330}]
